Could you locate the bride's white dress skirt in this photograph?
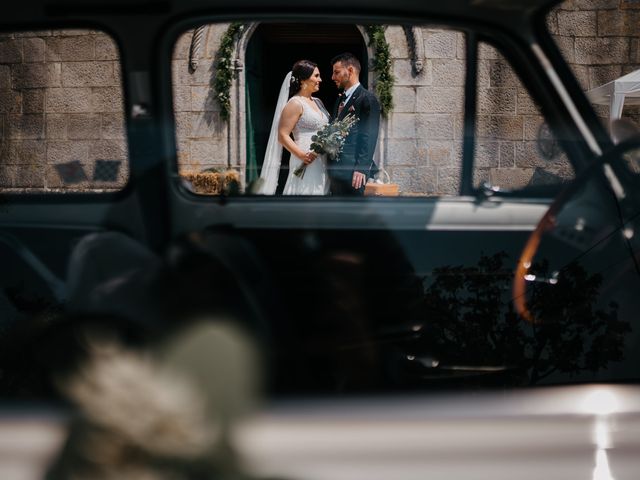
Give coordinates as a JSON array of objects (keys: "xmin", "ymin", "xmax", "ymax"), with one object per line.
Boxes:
[{"xmin": 282, "ymin": 96, "xmax": 330, "ymax": 196}]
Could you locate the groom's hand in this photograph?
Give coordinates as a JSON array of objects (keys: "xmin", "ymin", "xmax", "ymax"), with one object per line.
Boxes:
[{"xmin": 352, "ymin": 171, "xmax": 366, "ymax": 189}]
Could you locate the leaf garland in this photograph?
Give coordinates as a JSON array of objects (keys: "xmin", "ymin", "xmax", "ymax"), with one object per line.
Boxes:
[
  {"xmin": 214, "ymin": 23, "xmax": 244, "ymax": 121},
  {"xmin": 213, "ymin": 23, "xmax": 394, "ymax": 120},
  {"xmin": 365, "ymin": 25, "xmax": 394, "ymax": 117}
]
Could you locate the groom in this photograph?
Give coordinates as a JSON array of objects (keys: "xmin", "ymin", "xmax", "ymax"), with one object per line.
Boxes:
[{"xmin": 329, "ymin": 53, "xmax": 380, "ymax": 195}]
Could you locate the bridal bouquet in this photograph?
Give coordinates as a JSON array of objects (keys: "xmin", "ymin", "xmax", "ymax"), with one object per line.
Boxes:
[{"xmin": 293, "ymin": 114, "xmax": 359, "ymax": 178}]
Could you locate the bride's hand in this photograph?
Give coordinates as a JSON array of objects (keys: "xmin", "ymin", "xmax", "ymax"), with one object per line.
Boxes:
[{"xmin": 302, "ymin": 151, "xmax": 318, "ymax": 165}]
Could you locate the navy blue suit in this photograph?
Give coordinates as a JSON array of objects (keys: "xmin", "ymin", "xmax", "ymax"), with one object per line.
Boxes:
[{"xmin": 329, "ymin": 85, "xmax": 380, "ymax": 195}]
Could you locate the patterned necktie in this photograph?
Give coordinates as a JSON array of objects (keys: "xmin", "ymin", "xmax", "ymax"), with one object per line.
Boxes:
[{"xmin": 338, "ymin": 95, "xmax": 346, "ymax": 116}]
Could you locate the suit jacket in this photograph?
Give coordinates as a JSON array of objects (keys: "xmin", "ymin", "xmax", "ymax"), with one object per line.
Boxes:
[{"xmin": 329, "ymin": 85, "xmax": 380, "ymax": 188}]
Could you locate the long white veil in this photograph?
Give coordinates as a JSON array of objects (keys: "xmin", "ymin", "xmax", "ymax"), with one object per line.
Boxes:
[{"xmin": 255, "ymin": 71, "xmax": 292, "ymax": 195}]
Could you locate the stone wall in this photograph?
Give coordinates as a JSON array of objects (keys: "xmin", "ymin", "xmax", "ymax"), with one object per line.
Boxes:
[
  {"xmin": 0, "ymin": 29, "xmax": 126, "ymax": 190},
  {"xmin": 548, "ymin": 0, "xmax": 640, "ymax": 124}
]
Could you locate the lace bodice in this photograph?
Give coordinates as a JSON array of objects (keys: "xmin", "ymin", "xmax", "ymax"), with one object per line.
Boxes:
[{"xmin": 290, "ymin": 96, "xmax": 329, "ymax": 141}]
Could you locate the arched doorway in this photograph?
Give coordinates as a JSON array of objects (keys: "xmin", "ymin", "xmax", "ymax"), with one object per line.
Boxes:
[{"xmin": 244, "ymin": 23, "xmax": 368, "ymax": 191}]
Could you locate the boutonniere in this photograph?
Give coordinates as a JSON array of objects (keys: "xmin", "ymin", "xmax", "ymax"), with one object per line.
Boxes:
[{"xmin": 348, "ymin": 105, "xmax": 356, "ymax": 113}]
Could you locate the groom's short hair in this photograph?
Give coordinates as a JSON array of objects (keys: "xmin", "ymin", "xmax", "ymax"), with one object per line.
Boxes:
[{"xmin": 331, "ymin": 52, "xmax": 361, "ymax": 73}]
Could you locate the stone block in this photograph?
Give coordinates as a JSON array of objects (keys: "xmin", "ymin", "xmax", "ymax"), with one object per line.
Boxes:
[
  {"xmin": 598, "ymin": 10, "xmax": 640, "ymax": 37},
  {"xmin": 478, "ymin": 88, "xmax": 517, "ymax": 114},
  {"xmin": 391, "ymin": 86, "xmax": 417, "ymax": 113},
  {"xmin": 424, "ymin": 30, "xmax": 457, "ymax": 59},
  {"xmin": 62, "ymin": 62, "xmax": 116, "ymax": 87},
  {"xmin": 48, "ymin": 63, "xmax": 62, "ymax": 87},
  {"xmin": 490, "ymin": 167, "xmax": 534, "ymax": 190},
  {"xmin": 411, "ymin": 166, "xmax": 438, "ymax": 195},
  {"xmin": 427, "ymin": 142, "xmax": 453, "ymax": 167},
  {"xmin": 2, "ymin": 140, "xmax": 45, "ymax": 164},
  {"xmin": 588, "ymin": 64, "xmax": 622, "ymax": 89},
  {"xmin": 478, "ymin": 43, "xmax": 500, "ymax": 61},
  {"xmin": 46, "ymin": 88, "xmax": 92, "ymax": 113},
  {"xmin": 68, "ymin": 114, "xmax": 101, "ymax": 139},
  {"xmin": 15, "ymin": 31, "xmax": 52, "ymax": 38},
  {"xmin": 392, "ymin": 59, "xmax": 432, "ymax": 86},
  {"xmin": 95, "ymin": 34, "xmax": 119, "ymax": 60},
  {"xmin": 46, "ymin": 140, "xmax": 90, "ymax": 164},
  {"xmin": 53, "ymin": 29, "xmax": 94, "ymax": 36},
  {"xmin": 101, "ymin": 113, "xmax": 125, "ymax": 139},
  {"xmin": 474, "ymin": 141, "xmax": 500, "ymax": 168},
  {"xmin": 557, "ymin": 10, "xmax": 597, "ymax": 36},
  {"xmin": 499, "ymin": 142, "xmax": 516, "ymax": 167},
  {"xmin": 0, "ymin": 163, "xmax": 16, "ymax": 187},
  {"xmin": 418, "ymin": 115, "xmax": 455, "ymax": 140},
  {"xmin": 575, "ymin": 37, "xmax": 629, "ymax": 65},
  {"xmin": 91, "ymin": 87, "xmax": 124, "ymax": 113},
  {"xmin": 576, "ymin": 0, "xmax": 620, "ymax": 9},
  {"xmin": 524, "ymin": 116, "xmax": 545, "ymax": 141},
  {"xmin": 205, "ymin": 24, "xmax": 230, "ymax": 59},
  {"xmin": 23, "ymin": 38, "xmax": 45, "ymax": 62},
  {"xmin": 476, "ymin": 115, "xmax": 524, "ymax": 141},
  {"xmin": 190, "ymin": 139, "xmax": 224, "ymax": 163},
  {"xmin": 416, "ymin": 86, "xmax": 464, "ymax": 113},
  {"xmin": 191, "ymin": 85, "xmax": 220, "ymax": 111},
  {"xmin": 386, "ymin": 26, "xmax": 410, "ymax": 59},
  {"xmin": 0, "ymin": 39, "xmax": 22, "ymax": 63},
  {"xmin": 46, "ymin": 114, "xmax": 67, "ymax": 139},
  {"xmin": 172, "ymin": 59, "xmax": 212, "ymax": 87},
  {"xmin": 173, "ymin": 30, "xmax": 192, "ymax": 60},
  {"xmin": 385, "ymin": 138, "xmax": 419, "ymax": 166},
  {"xmin": 23, "ymin": 89, "xmax": 44, "ymax": 113},
  {"xmin": 516, "ymin": 92, "xmax": 540, "ymax": 115},
  {"xmin": 172, "ymin": 85, "xmax": 191, "ymax": 112},
  {"xmin": 432, "ymin": 59, "xmax": 465, "ymax": 87},
  {"xmin": 14, "ymin": 163, "xmax": 45, "ymax": 188},
  {"xmin": 489, "ymin": 60, "xmax": 520, "ymax": 88},
  {"xmin": 554, "ymin": 36, "xmax": 575, "ymax": 64},
  {"xmin": 0, "ymin": 66, "xmax": 9, "ymax": 89},
  {"xmin": 437, "ymin": 165, "xmax": 461, "ymax": 195},
  {"xmin": 89, "ymin": 139, "xmax": 128, "ymax": 161},
  {"xmin": 456, "ymin": 33, "xmax": 467, "ymax": 60},
  {"xmin": 11, "ymin": 64, "xmax": 47, "ymax": 88},
  {"xmin": 388, "ymin": 113, "xmax": 418, "ymax": 139},
  {"xmin": 46, "ymin": 36, "xmax": 94, "ymax": 62},
  {"xmin": 190, "ymin": 112, "xmax": 219, "ymax": 138},
  {"xmin": 6, "ymin": 114, "xmax": 44, "ymax": 139},
  {"xmin": 174, "ymin": 112, "xmax": 191, "ymax": 138},
  {"xmin": 546, "ymin": 11, "xmax": 559, "ymax": 35},
  {"xmin": 631, "ymin": 39, "xmax": 640, "ymax": 63},
  {"xmin": 0, "ymin": 89, "xmax": 22, "ymax": 113},
  {"xmin": 514, "ymin": 141, "xmax": 547, "ymax": 168},
  {"xmin": 571, "ymin": 64, "xmax": 590, "ymax": 90}
]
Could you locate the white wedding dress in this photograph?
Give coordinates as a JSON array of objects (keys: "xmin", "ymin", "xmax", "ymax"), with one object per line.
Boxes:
[
  {"xmin": 282, "ymin": 96, "xmax": 330, "ymax": 196},
  {"xmin": 255, "ymin": 72, "xmax": 330, "ymax": 196}
]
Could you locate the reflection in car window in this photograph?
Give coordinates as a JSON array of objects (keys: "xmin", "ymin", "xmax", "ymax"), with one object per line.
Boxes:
[
  {"xmin": 172, "ymin": 24, "xmax": 466, "ymax": 197},
  {"xmin": 0, "ymin": 29, "xmax": 128, "ymax": 192},
  {"xmin": 548, "ymin": 1, "xmax": 640, "ymax": 132}
]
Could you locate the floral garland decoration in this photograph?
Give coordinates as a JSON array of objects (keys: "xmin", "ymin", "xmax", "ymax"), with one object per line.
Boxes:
[
  {"xmin": 214, "ymin": 23, "xmax": 244, "ymax": 121},
  {"xmin": 365, "ymin": 25, "xmax": 394, "ymax": 117}
]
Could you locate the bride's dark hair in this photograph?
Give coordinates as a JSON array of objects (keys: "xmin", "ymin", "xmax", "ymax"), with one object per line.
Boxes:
[{"xmin": 289, "ymin": 59, "xmax": 317, "ymax": 98}]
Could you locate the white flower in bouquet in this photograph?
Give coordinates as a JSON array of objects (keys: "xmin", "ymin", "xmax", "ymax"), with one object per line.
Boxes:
[{"xmin": 293, "ymin": 114, "xmax": 359, "ymax": 178}]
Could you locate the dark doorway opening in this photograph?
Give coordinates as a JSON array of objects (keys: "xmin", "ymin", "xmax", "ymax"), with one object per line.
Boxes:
[{"xmin": 245, "ymin": 23, "xmax": 367, "ymax": 191}]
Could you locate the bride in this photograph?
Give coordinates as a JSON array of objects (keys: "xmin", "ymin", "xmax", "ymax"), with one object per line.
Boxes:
[{"xmin": 256, "ymin": 60, "xmax": 330, "ymax": 195}]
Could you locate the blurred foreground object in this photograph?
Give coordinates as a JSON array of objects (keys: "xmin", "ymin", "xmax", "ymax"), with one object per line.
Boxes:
[{"xmin": 48, "ymin": 321, "xmax": 260, "ymax": 480}]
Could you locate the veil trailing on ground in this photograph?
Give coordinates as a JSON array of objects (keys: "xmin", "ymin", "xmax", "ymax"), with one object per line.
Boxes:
[{"xmin": 255, "ymin": 71, "xmax": 292, "ymax": 195}]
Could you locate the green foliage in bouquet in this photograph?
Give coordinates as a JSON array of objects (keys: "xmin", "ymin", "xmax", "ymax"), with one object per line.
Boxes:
[
  {"xmin": 294, "ymin": 114, "xmax": 359, "ymax": 178},
  {"xmin": 214, "ymin": 23, "xmax": 244, "ymax": 121},
  {"xmin": 365, "ymin": 25, "xmax": 394, "ymax": 117}
]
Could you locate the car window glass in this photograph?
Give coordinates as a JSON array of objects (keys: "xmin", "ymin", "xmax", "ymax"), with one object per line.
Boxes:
[
  {"xmin": 474, "ymin": 42, "xmax": 574, "ymax": 192},
  {"xmin": 0, "ymin": 29, "xmax": 128, "ymax": 193},
  {"xmin": 548, "ymin": 1, "xmax": 640, "ymax": 133},
  {"xmin": 172, "ymin": 23, "xmax": 466, "ymax": 197}
]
